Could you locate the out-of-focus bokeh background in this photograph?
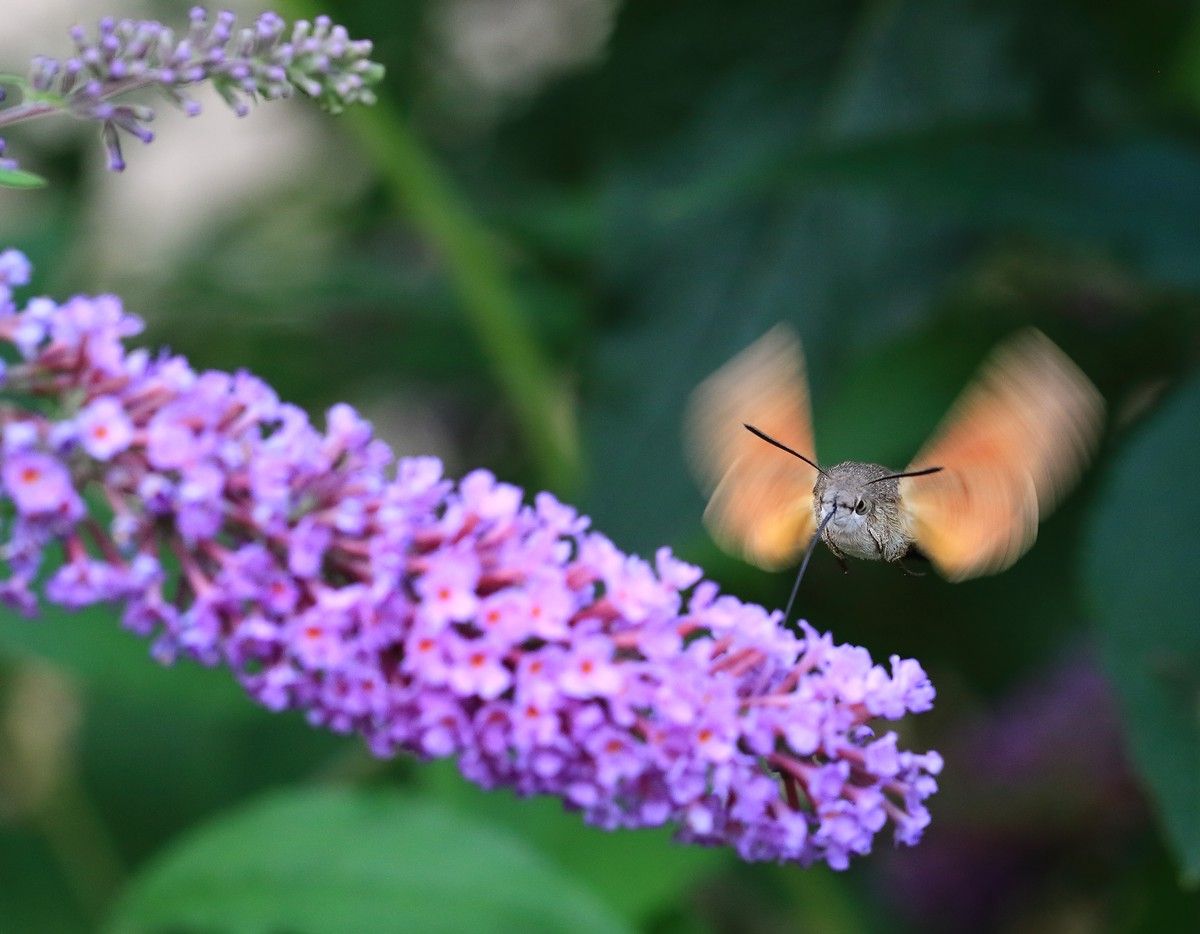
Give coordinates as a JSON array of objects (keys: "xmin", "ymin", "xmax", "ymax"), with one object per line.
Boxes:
[{"xmin": 3, "ymin": 1, "xmax": 1200, "ymax": 931}]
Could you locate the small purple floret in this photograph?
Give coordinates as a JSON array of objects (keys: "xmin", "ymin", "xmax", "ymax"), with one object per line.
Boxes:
[{"xmin": 2, "ymin": 450, "xmax": 83, "ymax": 518}]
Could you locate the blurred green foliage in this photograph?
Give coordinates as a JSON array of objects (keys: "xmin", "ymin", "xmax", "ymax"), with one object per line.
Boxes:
[
  {"xmin": 109, "ymin": 788, "xmax": 632, "ymax": 934},
  {"xmin": 1087, "ymin": 375, "xmax": 1200, "ymax": 888},
  {"xmin": 3, "ymin": 0, "xmax": 1200, "ymax": 931}
]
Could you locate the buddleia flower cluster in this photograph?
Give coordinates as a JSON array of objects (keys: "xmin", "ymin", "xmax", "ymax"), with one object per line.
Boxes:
[
  {"xmin": 0, "ymin": 7, "xmax": 383, "ymax": 172},
  {"xmin": 0, "ymin": 249, "xmax": 941, "ymax": 869}
]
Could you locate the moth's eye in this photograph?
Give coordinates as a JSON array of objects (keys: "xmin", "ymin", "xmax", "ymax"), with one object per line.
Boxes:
[{"xmin": 854, "ymin": 500, "xmax": 868, "ymax": 515}]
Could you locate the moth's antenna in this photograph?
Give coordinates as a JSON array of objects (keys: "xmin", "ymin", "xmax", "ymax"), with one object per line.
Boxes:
[
  {"xmin": 743, "ymin": 424, "xmax": 828, "ymax": 478},
  {"xmin": 782, "ymin": 508, "xmax": 837, "ymax": 625},
  {"xmin": 866, "ymin": 466, "xmax": 944, "ymax": 485}
]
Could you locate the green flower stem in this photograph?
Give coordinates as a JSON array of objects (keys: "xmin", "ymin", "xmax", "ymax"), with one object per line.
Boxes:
[
  {"xmin": 0, "ymin": 74, "xmax": 59, "ymax": 127},
  {"xmin": 0, "ymin": 101, "xmax": 59, "ymax": 129},
  {"xmin": 34, "ymin": 770, "xmax": 128, "ymax": 923},
  {"xmin": 0, "ymin": 660, "xmax": 126, "ymax": 924},
  {"xmin": 345, "ymin": 99, "xmax": 582, "ymax": 494},
  {"xmin": 278, "ymin": 0, "xmax": 580, "ymax": 495}
]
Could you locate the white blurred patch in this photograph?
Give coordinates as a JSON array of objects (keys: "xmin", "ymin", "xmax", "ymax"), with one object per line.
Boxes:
[
  {"xmin": 0, "ymin": 0, "xmax": 126, "ymax": 62},
  {"xmin": 431, "ymin": 0, "xmax": 619, "ymax": 120},
  {"xmin": 0, "ymin": 661, "xmax": 82, "ymax": 820},
  {"xmin": 358, "ymin": 389, "xmax": 462, "ymax": 473},
  {"xmin": 83, "ymin": 86, "xmax": 358, "ymax": 278}
]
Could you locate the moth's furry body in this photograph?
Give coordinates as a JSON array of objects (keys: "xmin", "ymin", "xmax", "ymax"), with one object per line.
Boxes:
[{"xmin": 814, "ymin": 462, "xmax": 913, "ymax": 563}]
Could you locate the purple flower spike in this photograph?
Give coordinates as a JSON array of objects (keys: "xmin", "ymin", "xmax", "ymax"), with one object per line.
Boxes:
[
  {"xmin": 0, "ymin": 8, "xmax": 383, "ymax": 174},
  {"xmin": 0, "ymin": 250, "xmax": 941, "ymax": 869}
]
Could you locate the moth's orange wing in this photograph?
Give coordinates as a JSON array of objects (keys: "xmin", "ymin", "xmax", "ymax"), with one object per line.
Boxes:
[
  {"xmin": 901, "ymin": 329, "xmax": 1104, "ymax": 581},
  {"xmin": 685, "ymin": 325, "xmax": 818, "ymax": 570}
]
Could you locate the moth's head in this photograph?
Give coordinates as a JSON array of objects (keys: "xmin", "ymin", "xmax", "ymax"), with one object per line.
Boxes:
[
  {"xmin": 814, "ymin": 462, "xmax": 945, "ymax": 532},
  {"xmin": 815, "ymin": 462, "xmax": 898, "ymax": 529}
]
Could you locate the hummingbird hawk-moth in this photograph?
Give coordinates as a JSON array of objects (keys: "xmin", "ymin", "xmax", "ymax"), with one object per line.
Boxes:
[{"xmin": 686, "ymin": 326, "xmax": 1104, "ymax": 590}]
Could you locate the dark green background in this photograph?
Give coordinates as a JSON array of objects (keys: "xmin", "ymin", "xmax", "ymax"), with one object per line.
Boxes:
[{"xmin": 2, "ymin": 1, "xmax": 1199, "ymax": 930}]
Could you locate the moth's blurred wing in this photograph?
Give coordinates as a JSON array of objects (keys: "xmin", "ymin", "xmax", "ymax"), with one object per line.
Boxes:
[
  {"xmin": 901, "ymin": 329, "xmax": 1104, "ymax": 581},
  {"xmin": 685, "ymin": 325, "xmax": 818, "ymax": 570}
]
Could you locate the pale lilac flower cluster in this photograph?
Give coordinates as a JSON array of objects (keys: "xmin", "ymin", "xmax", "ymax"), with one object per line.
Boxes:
[
  {"xmin": 0, "ymin": 8, "xmax": 383, "ymax": 172},
  {"xmin": 0, "ymin": 249, "xmax": 940, "ymax": 869}
]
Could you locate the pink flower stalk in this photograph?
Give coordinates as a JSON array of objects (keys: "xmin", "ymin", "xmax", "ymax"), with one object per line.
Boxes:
[
  {"xmin": 0, "ymin": 249, "xmax": 941, "ymax": 869},
  {"xmin": 0, "ymin": 8, "xmax": 383, "ymax": 173}
]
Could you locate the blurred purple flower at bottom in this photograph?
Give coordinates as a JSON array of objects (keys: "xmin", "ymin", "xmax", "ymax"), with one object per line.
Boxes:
[
  {"xmin": 0, "ymin": 249, "xmax": 941, "ymax": 869},
  {"xmin": 880, "ymin": 654, "xmax": 1139, "ymax": 926}
]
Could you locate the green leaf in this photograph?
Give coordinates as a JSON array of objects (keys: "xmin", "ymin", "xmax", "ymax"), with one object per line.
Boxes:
[
  {"xmin": 1085, "ymin": 374, "xmax": 1200, "ymax": 885},
  {"xmin": 0, "ymin": 166, "xmax": 48, "ymax": 189},
  {"xmin": 107, "ymin": 786, "xmax": 633, "ymax": 934},
  {"xmin": 419, "ymin": 760, "xmax": 724, "ymax": 923}
]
